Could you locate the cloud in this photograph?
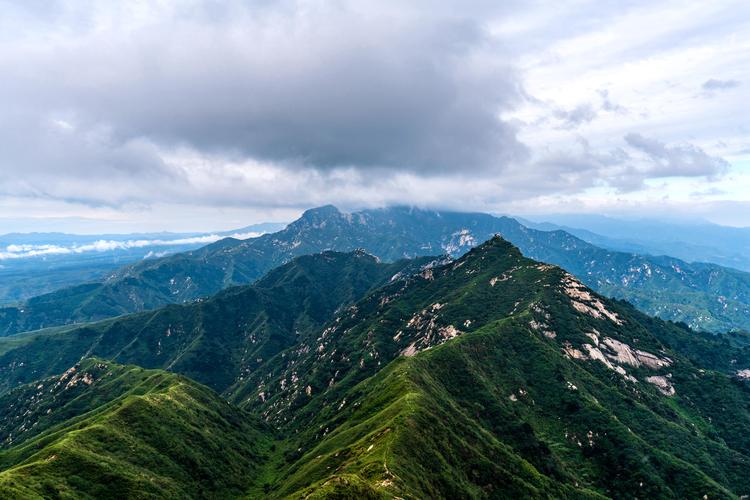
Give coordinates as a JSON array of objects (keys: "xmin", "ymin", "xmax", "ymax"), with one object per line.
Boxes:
[
  {"xmin": 597, "ymin": 89, "xmax": 627, "ymax": 114},
  {"xmin": 553, "ymin": 103, "xmax": 598, "ymax": 129},
  {"xmin": 523, "ymin": 133, "xmax": 730, "ymax": 194},
  {"xmin": 0, "ymin": 0, "xmax": 529, "ymax": 211},
  {"xmin": 0, "ymin": 231, "xmax": 264, "ymax": 261},
  {"xmin": 527, "ymin": 89, "xmax": 628, "ymax": 131},
  {"xmin": 624, "ymin": 133, "xmax": 730, "ymax": 179},
  {"xmin": 690, "ymin": 187, "xmax": 727, "ymax": 198},
  {"xmin": 0, "ymin": 0, "xmax": 748, "ymax": 228},
  {"xmin": 702, "ymin": 78, "xmax": 741, "ymax": 90}
]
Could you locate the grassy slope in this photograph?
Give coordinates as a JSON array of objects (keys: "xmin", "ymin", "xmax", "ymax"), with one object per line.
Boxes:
[
  {"xmin": 0, "ymin": 358, "xmax": 270, "ymax": 499},
  {"xmin": 267, "ymin": 323, "xmax": 750, "ymax": 498}
]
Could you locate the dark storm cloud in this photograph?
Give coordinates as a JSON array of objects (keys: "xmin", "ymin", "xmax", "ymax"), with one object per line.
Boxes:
[
  {"xmin": 0, "ymin": 1, "xmax": 528, "ymax": 182},
  {"xmin": 0, "ymin": 0, "xmax": 741, "ymax": 219}
]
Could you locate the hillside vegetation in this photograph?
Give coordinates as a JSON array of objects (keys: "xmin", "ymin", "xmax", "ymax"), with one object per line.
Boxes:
[
  {"xmin": 239, "ymin": 237, "xmax": 750, "ymax": 498},
  {"xmin": 0, "ymin": 359, "xmax": 269, "ymax": 499},
  {"xmin": 0, "ymin": 251, "xmax": 433, "ymax": 394}
]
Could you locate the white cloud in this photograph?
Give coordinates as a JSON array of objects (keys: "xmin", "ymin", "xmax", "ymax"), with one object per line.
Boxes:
[
  {"xmin": 0, "ymin": 231, "xmax": 264, "ymax": 260},
  {"xmin": 702, "ymin": 78, "xmax": 741, "ymax": 91}
]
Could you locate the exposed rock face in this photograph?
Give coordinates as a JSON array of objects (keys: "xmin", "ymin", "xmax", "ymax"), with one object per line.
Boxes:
[
  {"xmin": 563, "ymin": 342, "xmax": 587, "ymax": 360},
  {"xmin": 401, "ymin": 343, "xmax": 418, "ymax": 357},
  {"xmin": 560, "ymin": 330, "xmax": 670, "ymax": 386},
  {"xmin": 529, "ymin": 303, "xmax": 555, "ymax": 338},
  {"xmin": 489, "ymin": 268, "xmax": 517, "ymax": 286},
  {"xmin": 562, "ymin": 274, "xmax": 623, "ymax": 325},
  {"xmin": 602, "ymin": 337, "xmax": 640, "ymax": 367},
  {"xmin": 439, "ymin": 325, "xmax": 461, "ymax": 339},
  {"xmin": 442, "ymin": 229, "xmax": 477, "ymax": 255},
  {"xmin": 585, "ymin": 331, "xmax": 600, "ymax": 345},
  {"xmin": 400, "ymin": 303, "xmax": 463, "ymax": 357},
  {"xmin": 646, "ymin": 375, "xmax": 676, "ymax": 396},
  {"xmin": 736, "ymin": 369, "xmax": 750, "ymax": 380},
  {"xmin": 635, "ymin": 350, "xmax": 672, "ymax": 370},
  {"xmin": 583, "ymin": 344, "xmax": 616, "ymax": 370}
]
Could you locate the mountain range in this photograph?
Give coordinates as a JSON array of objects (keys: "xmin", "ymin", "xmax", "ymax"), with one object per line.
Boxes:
[
  {"xmin": 520, "ymin": 214, "xmax": 750, "ymax": 273},
  {"xmin": 1, "ymin": 238, "xmax": 748, "ymax": 498},
  {"xmin": 1, "ymin": 205, "xmax": 750, "ymax": 336}
]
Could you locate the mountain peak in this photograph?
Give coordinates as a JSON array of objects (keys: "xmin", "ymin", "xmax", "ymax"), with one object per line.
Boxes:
[{"xmin": 464, "ymin": 233, "xmax": 522, "ymax": 259}]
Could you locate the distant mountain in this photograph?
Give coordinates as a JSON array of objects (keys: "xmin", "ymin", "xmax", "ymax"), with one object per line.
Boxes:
[
  {"xmin": 3, "ymin": 239, "xmax": 749, "ymax": 497},
  {"xmin": 520, "ymin": 214, "xmax": 750, "ymax": 272},
  {"xmin": 2, "ymin": 205, "xmax": 750, "ymax": 335},
  {"xmin": 0, "ymin": 222, "xmax": 286, "ymax": 305},
  {"xmin": 0, "ymin": 358, "xmax": 269, "ymax": 498}
]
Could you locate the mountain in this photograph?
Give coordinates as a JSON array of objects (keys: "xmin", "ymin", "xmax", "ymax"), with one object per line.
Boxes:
[
  {"xmin": 0, "ymin": 251, "xmax": 434, "ymax": 394},
  {"xmin": 0, "ymin": 358, "xmax": 270, "ymax": 498},
  {"xmin": 2, "ymin": 205, "xmax": 750, "ymax": 336},
  {"xmin": 0, "ymin": 222, "xmax": 286, "ymax": 305},
  {"xmin": 232, "ymin": 237, "xmax": 750, "ymax": 497},
  {"xmin": 520, "ymin": 214, "xmax": 750, "ymax": 272},
  {"xmin": 2, "ymin": 239, "xmax": 749, "ymax": 497}
]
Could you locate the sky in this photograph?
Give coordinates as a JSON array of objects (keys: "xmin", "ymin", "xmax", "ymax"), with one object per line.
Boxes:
[{"xmin": 0, "ymin": 0, "xmax": 748, "ymax": 233}]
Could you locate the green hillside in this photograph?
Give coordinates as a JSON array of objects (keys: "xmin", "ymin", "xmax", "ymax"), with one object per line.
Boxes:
[
  {"xmin": 0, "ymin": 358, "xmax": 269, "ymax": 499},
  {"xmin": 0, "ymin": 251, "xmax": 432, "ymax": 394}
]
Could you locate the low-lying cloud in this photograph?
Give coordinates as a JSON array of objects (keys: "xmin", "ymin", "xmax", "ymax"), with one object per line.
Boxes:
[{"xmin": 0, "ymin": 232, "xmax": 263, "ymax": 261}]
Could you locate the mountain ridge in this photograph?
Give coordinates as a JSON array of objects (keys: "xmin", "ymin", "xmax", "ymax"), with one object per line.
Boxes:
[
  {"xmin": 0, "ymin": 222, "xmax": 287, "ymax": 305},
  {"xmin": 519, "ymin": 214, "xmax": 750, "ymax": 272}
]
